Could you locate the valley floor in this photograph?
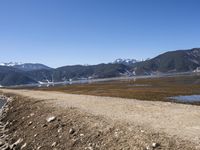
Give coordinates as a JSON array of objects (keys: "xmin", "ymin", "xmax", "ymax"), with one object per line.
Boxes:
[{"xmin": 1, "ymin": 89, "xmax": 200, "ymax": 149}]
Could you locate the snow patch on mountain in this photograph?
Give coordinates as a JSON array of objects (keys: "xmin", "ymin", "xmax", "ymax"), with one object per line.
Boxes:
[
  {"xmin": 113, "ymin": 58, "xmax": 139, "ymax": 65},
  {"xmin": 0, "ymin": 62, "xmax": 23, "ymax": 66}
]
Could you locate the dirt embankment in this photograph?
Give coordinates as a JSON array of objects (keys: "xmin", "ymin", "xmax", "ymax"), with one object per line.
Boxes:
[{"xmin": 0, "ymin": 89, "xmax": 199, "ymax": 149}]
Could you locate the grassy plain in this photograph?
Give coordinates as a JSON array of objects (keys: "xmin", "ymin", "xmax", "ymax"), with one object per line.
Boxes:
[{"xmin": 39, "ymin": 74, "xmax": 200, "ymax": 104}]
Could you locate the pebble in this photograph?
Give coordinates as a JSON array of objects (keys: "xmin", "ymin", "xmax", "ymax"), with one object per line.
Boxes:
[
  {"xmin": 30, "ymin": 113, "xmax": 35, "ymax": 117},
  {"xmin": 10, "ymin": 138, "xmax": 23, "ymax": 149},
  {"xmin": 80, "ymin": 133, "xmax": 84, "ymax": 137},
  {"xmin": 0, "ymin": 140, "xmax": 5, "ymax": 147},
  {"xmin": 42, "ymin": 124, "xmax": 47, "ymax": 127},
  {"xmin": 46, "ymin": 116, "xmax": 56, "ymax": 123},
  {"xmin": 140, "ymin": 130, "xmax": 145, "ymax": 133},
  {"xmin": 21, "ymin": 143, "xmax": 27, "ymax": 149},
  {"xmin": 58, "ymin": 128, "xmax": 62, "ymax": 133},
  {"xmin": 152, "ymin": 142, "xmax": 160, "ymax": 148},
  {"xmin": 145, "ymin": 146, "xmax": 150, "ymax": 150},
  {"xmin": 28, "ymin": 121, "xmax": 33, "ymax": 126},
  {"xmin": 69, "ymin": 128, "xmax": 75, "ymax": 134},
  {"xmin": 51, "ymin": 142, "xmax": 57, "ymax": 147}
]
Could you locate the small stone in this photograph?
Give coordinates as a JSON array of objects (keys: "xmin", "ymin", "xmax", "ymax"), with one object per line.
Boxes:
[
  {"xmin": 69, "ymin": 128, "xmax": 75, "ymax": 134},
  {"xmin": 140, "ymin": 130, "xmax": 145, "ymax": 133},
  {"xmin": 30, "ymin": 113, "xmax": 35, "ymax": 117},
  {"xmin": 28, "ymin": 121, "xmax": 33, "ymax": 126},
  {"xmin": 80, "ymin": 133, "xmax": 84, "ymax": 137},
  {"xmin": 37, "ymin": 146, "xmax": 42, "ymax": 150},
  {"xmin": 46, "ymin": 116, "xmax": 56, "ymax": 123},
  {"xmin": 51, "ymin": 142, "xmax": 57, "ymax": 147},
  {"xmin": 42, "ymin": 124, "xmax": 47, "ymax": 127},
  {"xmin": 10, "ymin": 138, "xmax": 23, "ymax": 149},
  {"xmin": 86, "ymin": 146, "xmax": 93, "ymax": 150},
  {"xmin": 34, "ymin": 134, "xmax": 38, "ymax": 137},
  {"xmin": 0, "ymin": 140, "xmax": 5, "ymax": 146},
  {"xmin": 21, "ymin": 143, "xmax": 27, "ymax": 149},
  {"xmin": 146, "ymin": 146, "xmax": 150, "ymax": 150},
  {"xmin": 0, "ymin": 140, "xmax": 5, "ymax": 147},
  {"xmin": 152, "ymin": 142, "xmax": 160, "ymax": 148},
  {"xmin": 58, "ymin": 128, "xmax": 62, "ymax": 133},
  {"xmin": 114, "ymin": 131, "xmax": 119, "ymax": 137}
]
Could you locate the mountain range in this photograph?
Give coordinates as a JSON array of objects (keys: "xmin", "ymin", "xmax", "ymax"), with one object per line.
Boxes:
[{"xmin": 0, "ymin": 48, "xmax": 200, "ymax": 86}]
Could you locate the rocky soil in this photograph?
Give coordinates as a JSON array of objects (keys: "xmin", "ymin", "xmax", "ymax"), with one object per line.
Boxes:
[{"xmin": 0, "ymin": 91, "xmax": 199, "ymax": 149}]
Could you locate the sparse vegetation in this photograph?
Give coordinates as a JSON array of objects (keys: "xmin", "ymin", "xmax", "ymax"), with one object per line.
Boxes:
[{"xmin": 40, "ymin": 74, "xmax": 200, "ymax": 104}]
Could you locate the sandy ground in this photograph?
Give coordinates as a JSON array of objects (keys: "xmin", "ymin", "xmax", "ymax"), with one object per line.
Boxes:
[{"xmin": 1, "ymin": 89, "xmax": 200, "ymax": 149}]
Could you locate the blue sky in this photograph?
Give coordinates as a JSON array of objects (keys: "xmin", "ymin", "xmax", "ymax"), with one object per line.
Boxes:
[{"xmin": 0, "ymin": 0, "xmax": 200, "ymax": 68}]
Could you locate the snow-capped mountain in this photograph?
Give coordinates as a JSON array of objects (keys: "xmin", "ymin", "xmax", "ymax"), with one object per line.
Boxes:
[
  {"xmin": 113, "ymin": 58, "xmax": 139, "ymax": 65},
  {"xmin": 0, "ymin": 62, "xmax": 51, "ymax": 71},
  {"xmin": 14, "ymin": 63, "xmax": 52, "ymax": 71},
  {"xmin": 0, "ymin": 62, "xmax": 23, "ymax": 67}
]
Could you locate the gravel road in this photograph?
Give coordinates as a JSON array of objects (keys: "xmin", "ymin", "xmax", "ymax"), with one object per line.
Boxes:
[{"xmin": 2, "ymin": 89, "xmax": 200, "ymax": 147}]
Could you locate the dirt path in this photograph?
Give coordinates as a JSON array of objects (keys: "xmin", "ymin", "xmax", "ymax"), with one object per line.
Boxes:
[{"xmin": 2, "ymin": 89, "xmax": 200, "ymax": 146}]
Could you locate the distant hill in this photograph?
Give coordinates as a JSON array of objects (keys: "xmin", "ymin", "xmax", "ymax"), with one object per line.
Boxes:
[
  {"xmin": 0, "ymin": 62, "xmax": 51, "ymax": 71},
  {"xmin": 24, "ymin": 63, "xmax": 132, "ymax": 83},
  {"xmin": 0, "ymin": 48, "xmax": 200, "ymax": 86},
  {"xmin": 14, "ymin": 63, "xmax": 51, "ymax": 71},
  {"xmin": 0, "ymin": 66, "xmax": 37, "ymax": 86},
  {"xmin": 133, "ymin": 48, "xmax": 200, "ymax": 75},
  {"xmin": 53, "ymin": 63, "xmax": 131, "ymax": 81}
]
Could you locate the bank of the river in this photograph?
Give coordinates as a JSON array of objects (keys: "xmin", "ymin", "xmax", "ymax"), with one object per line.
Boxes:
[
  {"xmin": 0, "ymin": 97, "xmax": 6, "ymax": 109},
  {"xmin": 0, "ymin": 90, "xmax": 199, "ymax": 149},
  {"xmin": 0, "ymin": 95, "xmax": 14, "ymax": 150}
]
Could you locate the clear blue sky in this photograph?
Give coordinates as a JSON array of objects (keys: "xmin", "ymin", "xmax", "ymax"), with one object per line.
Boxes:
[{"xmin": 0, "ymin": 0, "xmax": 200, "ymax": 68}]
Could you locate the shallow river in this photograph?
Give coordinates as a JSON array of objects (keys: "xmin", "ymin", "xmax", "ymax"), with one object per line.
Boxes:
[
  {"xmin": 0, "ymin": 99, "xmax": 6, "ymax": 109},
  {"xmin": 169, "ymin": 95, "xmax": 200, "ymax": 103}
]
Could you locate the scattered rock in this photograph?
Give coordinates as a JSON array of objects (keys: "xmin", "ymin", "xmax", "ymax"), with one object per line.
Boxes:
[
  {"xmin": 0, "ymin": 140, "xmax": 5, "ymax": 147},
  {"xmin": 114, "ymin": 131, "xmax": 119, "ymax": 137},
  {"xmin": 69, "ymin": 128, "xmax": 75, "ymax": 134},
  {"xmin": 51, "ymin": 142, "xmax": 57, "ymax": 147},
  {"xmin": 42, "ymin": 124, "xmax": 47, "ymax": 128},
  {"xmin": 30, "ymin": 113, "xmax": 35, "ymax": 117},
  {"xmin": 21, "ymin": 143, "xmax": 27, "ymax": 149},
  {"xmin": 85, "ymin": 146, "xmax": 93, "ymax": 150},
  {"xmin": 152, "ymin": 142, "xmax": 160, "ymax": 148},
  {"xmin": 10, "ymin": 138, "xmax": 23, "ymax": 149},
  {"xmin": 28, "ymin": 121, "xmax": 33, "ymax": 126},
  {"xmin": 145, "ymin": 145, "xmax": 150, "ymax": 150},
  {"xmin": 58, "ymin": 128, "xmax": 62, "ymax": 133},
  {"xmin": 80, "ymin": 133, "xmax": 84, "ymax": 137},
  {"xmin": 140, "ymin": 130, "xmax": 145, "ymax": 133},
  {"xmin": 46, "ymin": 116, "xmax": 56, "ymax": 123}
]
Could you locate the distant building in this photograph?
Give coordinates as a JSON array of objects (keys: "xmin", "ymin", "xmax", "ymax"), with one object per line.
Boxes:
[{"xmin": 193, "ymin": 67, "xmax": 200, "ymax": 72}]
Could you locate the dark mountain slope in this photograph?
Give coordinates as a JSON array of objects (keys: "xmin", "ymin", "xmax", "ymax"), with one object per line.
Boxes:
[
  {"xmin": 1, "ymin": 48, "xmax": 200, "ymax": 86},
  {"xmin": 14, "ymin": 63, "xmax": 51, "ymax": 71},
  {"xmin": 26, "ymin": 69, "xmax": 54, "ymax": 82},
  {"xmin": 134, "ymin": 48, "xmax": 200, "ymax": 75},
  {"xmin": 53, "ymin": 63, "xmax": 130, "ymax": 81},
  {"xmin": 0, "ymin": 66, "xmax": 37, "ymax": 86}
]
